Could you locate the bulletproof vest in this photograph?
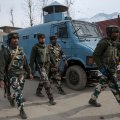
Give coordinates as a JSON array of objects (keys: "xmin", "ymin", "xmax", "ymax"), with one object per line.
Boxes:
[
  {"xmin": 101, "ymin": 40, "xmax": 119, "ymax": 68},
  {"xmin": 35, "ymin": 43, "xmax": 50, "ymax": 64},
  {"xmin": 48, "ymin": 44, "xmax": 61, "ymax": 62},
  {"xmin": 7, "ymin": 46, "xmax": 25, "ymax": 73}
]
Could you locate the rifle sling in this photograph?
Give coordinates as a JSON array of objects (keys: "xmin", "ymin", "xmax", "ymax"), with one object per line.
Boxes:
[{"xmin": 8, "ymin": 46, "xmax": 19, "ymax": 71}]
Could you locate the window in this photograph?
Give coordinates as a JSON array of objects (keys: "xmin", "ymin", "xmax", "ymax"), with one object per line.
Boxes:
[
  {"xmin": 72, "ymin": 21, "xmax": 100, "ymax": 38},
  {"xmin": 58, "ymin": 24, "xmax": 68, "ymax": 38},
  {"xmin": 51, "ymin": 22, "xmax": 68, "ymax": 38},
  {"xmin": 23, "ymin": 35, "xmax": 29, "ymax": 39},
  {"xmin": 34, "ymin": 34, "xmax": 37, "ymax": 38}
]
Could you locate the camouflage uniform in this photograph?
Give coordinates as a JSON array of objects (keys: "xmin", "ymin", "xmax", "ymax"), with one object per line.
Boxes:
[
  {"xmin": 0, "ymin": 45, "xmax": 31, "ymax": 111},
  {"xmin": 0, "ymin": 32, "xmax": 32, "ymax": 119},
  {"xmin": 89, "ymin": 34, "xmax": 120, "ymax": 106},
  {"xmin": 30, "ymin": 43, "xmax": 55, "ymax": 103},
  {"xmin": 48, "ymin": 43, "xmax": 66, "ymax": 94},
  {"xmin": 113, "ymin": 41, "xmax": 120, "ymax": 81},
  {"xmin": 0, "ymin": 46, "xmax": 30, "ymax": 118}
]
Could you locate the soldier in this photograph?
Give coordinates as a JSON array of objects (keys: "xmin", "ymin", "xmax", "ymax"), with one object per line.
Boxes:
[
  {"xmin": 113, "ymin": 29, "xmax": 120, "ymax": 81},
  {"xmin": 48, "ymin": 35, "xmax": 67, "ymax": 95},
  {"xmin": 88, "ymin": 25, "xmax": 120, "ymax": 107},
  {"xmin": 0, "ymin": 32, "xmax": 33, "ymax": 119},
  {"xmin": 30, "ymin": 33, "xmax": 56, "ymax": 105}
]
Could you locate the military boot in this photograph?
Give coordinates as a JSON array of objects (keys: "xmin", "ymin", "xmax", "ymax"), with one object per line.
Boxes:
[
  {"xmin": 89, "ymin": 98, "xmax": 101, "ymax": 107},
  {"xmin": 7, "ymin": 96, "xmax": 15, "ymax": 107},
  {"xmin": 58, "ymin": 87, "xmax": 66, "ymax": 95},
  {"xmin": 20, "ymin": 108, "xmax": 27, "ymax": 119},
  {"xmin": 49, "ymin": 98, "xmax": 56, "ymax": 105}
]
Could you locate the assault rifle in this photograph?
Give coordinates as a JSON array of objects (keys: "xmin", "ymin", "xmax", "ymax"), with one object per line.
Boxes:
[{"xmin": 4, "ymin": 75, "xmax": 11, "ymax": 98}]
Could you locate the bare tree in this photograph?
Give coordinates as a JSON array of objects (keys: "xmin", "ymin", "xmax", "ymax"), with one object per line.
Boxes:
[
  {"xmin": 37, "ymin": 0, "xmax": 54, "ymax": 23},
  {"xmin": 64, "ymin": 0, "xmax": 74, "ymax": 17},
  {"xmin": 10, "ymin": 8, "xmax": 15, "ymax": 27},
  {"xmin": 38, "ymin": 0, "xmax": 45, "ymax": 23},
  {"xmin": 23, "ymin": 0, "xmax": 35, "ymax": 26},
  {"xmin": 37, "ymin": 0, "xmax": 49, "ymax": 23}
]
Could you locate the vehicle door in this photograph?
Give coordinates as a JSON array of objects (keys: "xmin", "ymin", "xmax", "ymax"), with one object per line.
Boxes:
[{"xmin": 50, "ymin": 22, "xmax": 71, "ymax": 71}]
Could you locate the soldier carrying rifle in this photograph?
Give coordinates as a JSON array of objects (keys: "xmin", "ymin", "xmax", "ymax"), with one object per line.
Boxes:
[
  {"xmin": 30, "ymin": 33, "xmax": 56, "ymax": 105},
  {"xmin": 0, "ymin": 32, "xmax": 33, "ymax": 119},
  {"xmin": 48, "ymin": 35, "xmax": 68, "ymax": 95},
  {"xmin": 88, "ymin": 25, "xmax": 120, "ymax": 107}
]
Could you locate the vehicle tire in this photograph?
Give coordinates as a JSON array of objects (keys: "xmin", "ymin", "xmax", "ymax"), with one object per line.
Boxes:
[{"xmin": 66, "ymin": 65, "xmax": 87, "ymax": 90}]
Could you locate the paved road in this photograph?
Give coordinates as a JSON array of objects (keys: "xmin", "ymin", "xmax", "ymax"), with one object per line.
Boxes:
[{"xmin": 0, "ymin": 79, "xmax": 120, "ymax": 120}]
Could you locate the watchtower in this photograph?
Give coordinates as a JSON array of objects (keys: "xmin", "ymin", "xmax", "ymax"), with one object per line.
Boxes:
[{"xmin": 43, "ymin": 1, "xmax": 68, "ymax": 23}]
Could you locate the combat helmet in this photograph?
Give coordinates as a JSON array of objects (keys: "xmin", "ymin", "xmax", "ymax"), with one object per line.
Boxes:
[
  {"xmin": 50, "ymin": 35, "xmax": 57, "ymax": 41},
  {"xmin": 106, "ymin": 25, "xmax": 119, "ymax": 37},
  {"xmin": 7, "ymin": 32, "xmax": 19, "ymax": 44},
  {"xmin": 37, "ymin": 33, "xmax": 45, "ymax": 39}
]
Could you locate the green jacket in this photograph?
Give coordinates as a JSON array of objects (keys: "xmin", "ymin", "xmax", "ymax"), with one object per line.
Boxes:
[
  {"xmin": 93, "ymin": 37, "xmax": 120, "ymax": 69},
  {"xmin": 30, "ymin": 43, "xmax": 55, "ymax": 74}
]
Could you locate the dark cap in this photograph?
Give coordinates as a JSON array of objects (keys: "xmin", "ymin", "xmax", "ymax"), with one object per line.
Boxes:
[
  {"xmin": 37, "ymin": 33, "xmax": 45, "ymax": 39},
  {"xmin": 106, "ymin": 25, "xmax": 120, "ymax": 36},
  {"xmin": 8, "ymin": 32, "xmax": 19, "ymax": 40},
  {"xmin": 50, "ymin": 35, "xmax": 57, "ymax": 40}
]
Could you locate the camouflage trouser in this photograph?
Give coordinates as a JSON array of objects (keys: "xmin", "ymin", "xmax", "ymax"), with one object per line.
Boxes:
[
  {"xmin": 36, "ymin": 67, "xmax": 54, "ymax": 100},
  {"xmin": 91, "ymin": 72, "xmax": 120, "ymax": 104},
  {"xmin": 50, "ymin": 71, "xmax": 62, "ymax": 89},
  {"xmin": 9, "ymin": 74, "xmax": 25, "ymax": 110},
  {"xmin": 50, "ymin": 61, "xmax": 63, "ymax": 89}
]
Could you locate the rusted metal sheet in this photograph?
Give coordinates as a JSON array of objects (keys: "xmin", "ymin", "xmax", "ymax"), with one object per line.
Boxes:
[{"xmin": 96, "ymin": 17, "xmax": 120, "ymax": 36}]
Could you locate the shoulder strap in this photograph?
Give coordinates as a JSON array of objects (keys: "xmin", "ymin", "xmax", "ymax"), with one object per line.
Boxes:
[
  {"xmin": 8, "ymin": 46, "xmax": 19, "ymax": 70},
  {"xmin": 57, "ymin": 43, "xmax": 60, "ymax": 47},
  {"xmin": 43, "ymin": 46, "xmax": 47, "ymax": 64}
]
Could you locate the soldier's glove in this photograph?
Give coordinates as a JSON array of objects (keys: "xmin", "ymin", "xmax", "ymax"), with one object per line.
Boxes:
[{"xmin": 99, "ymin": 67, "xmax": 109, "ymax": 76}]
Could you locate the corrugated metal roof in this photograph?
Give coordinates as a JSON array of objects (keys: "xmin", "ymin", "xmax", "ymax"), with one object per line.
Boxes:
[
  {"xmin": 96, "ymin": 18, "xmax": 120, "ymax": 36},
  {"xmin": 43, "ymin": 1, "xmax": 68, "ymax": 12},
  {"xmin": 0, "ymin": 26, "xmax": 21, "ymax": 29},
  {"xmin": 46, "ymin": 1, "xmax": 65, "ymax": 7}
]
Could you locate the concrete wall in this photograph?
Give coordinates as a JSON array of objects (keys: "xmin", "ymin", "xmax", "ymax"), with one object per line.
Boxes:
[{"xmin": 0, "ymin": 32, "xmax": 7, "ymax": 50}]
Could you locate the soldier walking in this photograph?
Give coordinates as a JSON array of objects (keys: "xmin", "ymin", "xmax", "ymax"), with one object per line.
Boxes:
[
  {"xmin": 0, "ymin": 32, "xmax": 33, "ymax": 119},
  {"xmin": 30, "ymin": 33, "xmax": 56, "ymax": 105},
  {"xmin": 48, "ymin": 35, "xmax": 67, "ymax": 95},
  {"xmin": 88, "ymin": 25, "xmax": 120, "ymax": 107}
]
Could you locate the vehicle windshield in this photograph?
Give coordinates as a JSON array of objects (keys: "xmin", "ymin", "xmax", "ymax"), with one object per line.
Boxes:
[{"xmin": 72, "ymin": 21, "xmax": 100, "ymax": 38}]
